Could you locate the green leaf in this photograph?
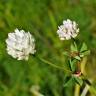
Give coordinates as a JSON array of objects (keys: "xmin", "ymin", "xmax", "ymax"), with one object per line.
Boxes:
[
  {"xmin": 80, "ymin": 54, "xmax": 84, "ymax": 58},
  {"xmin": 82, "ymin": 50, "xmax": 90, "ymax": 56},
  {"xmin": 74, "ymin": 76, "xmax": 83, "ymax": 86},
  {"xmin": 71, "ymin": 42, "xmax": 78, "ymax": 52},
  {"xmin": 74, "ymin": 56, "xmax": 81, "ymax": 61},
  {"xmin": 63, "ymin": 51, "xmax": 69, "ymax": 56},
  {"xmin": 69, "ymin": 59, "xmax": 77, "ymax": 72},
  {"xmin": 63, "ymin": 77, "xmax": 74, "ymax": 87},
  {"xmin": 80, "ymin": 43, "xmax": 88, "ymax": 52}
]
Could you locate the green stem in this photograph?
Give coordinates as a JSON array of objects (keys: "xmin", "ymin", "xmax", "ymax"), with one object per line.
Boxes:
[
  {"xmin": 81, "ymin": 57, "xmax": 96, "ymax": 95},
  {"xmin": 74, "ymin": 84, "xmax": 80, "ymax": 96},
  {"xmin": 82, "ymin": 76, "xmax": 96, "ymax": 95},
  {"xmin": 88, "ymin": 85, "xmax": 96, "ymax": 95},
  {"xmin": 35, "ymin": 55, "xmax": 72, "ymax": 74},
  {"xmin": 81, "ymin": 84, "xmax": 89, "ymax": 96}
]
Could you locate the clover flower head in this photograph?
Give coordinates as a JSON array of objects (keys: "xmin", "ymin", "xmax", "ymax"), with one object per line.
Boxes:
[
  {"xmin": 6, "ymin": 28, "xmax": 36, "ymax": 60},
  {"xmin": 57, "ymin": 19, "xmax": 79, "ymax": 40}
]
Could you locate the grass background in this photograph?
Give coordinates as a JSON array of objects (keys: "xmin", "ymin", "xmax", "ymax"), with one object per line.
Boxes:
[{"xmin": 0, "ymin": 0, "xmax": 96, "ymax": 96}]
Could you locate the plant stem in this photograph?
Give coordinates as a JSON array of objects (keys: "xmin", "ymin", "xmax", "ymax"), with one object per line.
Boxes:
[
  {"xmin": 88, "ymin": 85, "xmax": 96, "ymax": 95},
  {"xmin": 74, "ymin": 84, "xmax": 80, "ymax": 96},
  {"xmin": 35, "ymin": 56, "xmax": 72, "ymax": 74},
  {"xmin": 81, "ymin": 84, "xmax": 89, "ymax": 96},
  {"xmin": 81, "ymin": 57, "xmax": 96, "ymax": 95},
  {"xmin": 82, "ymin": 77, "xmax": 96, "ymax": 95},
  {"xmin": 81, "ymin": 57, "xmax": 87, "ymax": 74}
]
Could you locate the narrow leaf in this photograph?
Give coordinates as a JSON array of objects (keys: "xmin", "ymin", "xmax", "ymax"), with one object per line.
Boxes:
[
  {"xmin": 81, "ymin": 50, "xmax": 90, "ymax": 56},
  {"xmin": 74, "ymin": 76, "xmax": 83, "ymax": 86},
  {"xmin": 63, "ymin": 77, "xmax": 73, "ymax": 87},
  {"xmin": 71, "ymin": 42, "xmax": 78, "ymax": 52},
  {"xmin": 80, "ymin": 43, "xmax": 88, "ymax": 52},
  {"xmin": 63, "ymin": 51, "xmax": 69, "ymax": 56},
  {"xmin": 69, "ymin": 59, "xmax": 77, "ymax": 72},
  {"xmin": 75, "ymin": 56, "xmax": 81, "ymax": 61}
]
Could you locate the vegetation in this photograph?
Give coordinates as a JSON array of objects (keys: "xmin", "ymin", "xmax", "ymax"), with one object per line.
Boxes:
[{"xmin": 0, "ymin": 0, "xmax": 96, "ymax": 96}]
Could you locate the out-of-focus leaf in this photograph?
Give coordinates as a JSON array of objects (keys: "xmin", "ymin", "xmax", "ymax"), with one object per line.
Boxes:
[
  {"xmin": 80, "ymin": 43, "xmax": 88, "ymax": 52},
  {"xmin": 74, "ymin": 76, "xmax": 83, "ymax": 86},
  {"xmin": 74, "ymin": 56, "xmax": 81, "ymax": 61},
  {"xmin": 80, "ymin": 54, "xmax": 84, "ymax": 58},
  {"xmin": 63, "ymin": 77, "xmax": 74, "ymax": 87},
  {"xmin": 71, "ymin": 42, "xmax": 78, "ymax": 52},
  {"xmin": 81, "ymin": 50, "xmax": 90, "ymax": 56},
  {"xmin": 63, "ymin": 51, "xmax": 69, "ymax": 56},
  {"xmin": 69, "ymin": 59, "xmax": 77, "ymax": 72}
]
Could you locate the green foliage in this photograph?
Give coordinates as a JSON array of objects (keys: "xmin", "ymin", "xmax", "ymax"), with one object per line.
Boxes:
[
  {"xmin": 63, "ymin": 51, "xmax": 69, "ymax": 57},
  {"xmin": 73, "ymin": 76, "xmax": 83, "ymax": 86},
  {"xmin": 74, "ymin": 56, "xmax": 81, "ymax": 61},
  {"xmin": 63, "ymin": 77, "xmax": 74, "ymax": 87},
  {"xmin": 64, "ymin": 75, "xmax": 83, "ymax": 87},
  {"xmin": 80, "ymin": 43, "xmax": 90, "ymax": 57},
  {"xmin": 80, "ymin": 43, "xmax": 88, "ymax": 52},
  {"xmin": 70, "ymin": 42, "xmax": 78, "ymax": 52},
  {"xmin": 69, "ymin": 59, "xmax": 77, "ymax": 72},
  {"xmin": 0, "ymin": 0, "xmax": 96, "ymax": 96}
]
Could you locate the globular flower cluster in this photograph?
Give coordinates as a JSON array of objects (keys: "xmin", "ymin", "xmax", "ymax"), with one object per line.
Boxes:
[
  {"xmin": 6, "ymin": 19, "xmax": 79, "ymax": 60},
  {"xmin": 57, "ymin": 19, "xmax": 79, "ymax": 40},
  {"xmin": 6, "ymin": 29, "xmax": 36, "ymax": 60}
]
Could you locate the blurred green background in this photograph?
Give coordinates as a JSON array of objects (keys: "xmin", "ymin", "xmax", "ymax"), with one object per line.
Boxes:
[{"xmin": 0, "ymin": 0, "xmax": 96, "ymax": 96}]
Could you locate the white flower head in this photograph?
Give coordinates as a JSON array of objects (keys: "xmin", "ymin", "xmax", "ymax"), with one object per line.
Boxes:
[
  {"xmin": 6, "ymin": 28, "xmax": 36, "ymax": 60},
  {"xmin": 57, "ymin": 19, "xmax": 79, "ymax": 40}
]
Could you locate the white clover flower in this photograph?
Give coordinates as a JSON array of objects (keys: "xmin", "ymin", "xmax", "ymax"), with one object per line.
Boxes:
[
  {"xmin": 6, "ymin": 28, "xmax": 36, "ymax": 60},
  {"xmin": 30, "ymin": 85, "xmax": 44, "ymax": 96},
  {"xmin": 57, "ymin": 19, "xmax": 79, "ymax": 40}
]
